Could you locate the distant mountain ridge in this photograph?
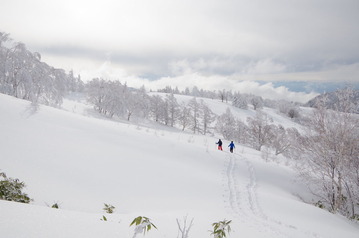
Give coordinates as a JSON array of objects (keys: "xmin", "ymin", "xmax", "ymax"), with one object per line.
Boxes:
[{"xmin": 305, "ymin": 88, "xmax": 359, "ymax": 113}]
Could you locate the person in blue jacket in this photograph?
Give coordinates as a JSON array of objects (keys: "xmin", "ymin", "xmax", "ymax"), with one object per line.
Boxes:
[{"xmin": 228, "ymin": 141, "xmax": 235, "ymax": 153}]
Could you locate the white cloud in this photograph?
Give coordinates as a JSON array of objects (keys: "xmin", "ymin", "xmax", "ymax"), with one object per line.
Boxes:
[
  {"xmin": 124, "ymin": 72, "xmax": 319, "ymax": 104},
  {"xmin": 66, "ymin": 58, "xmax": 316, "ymax": 103},
  {"xmin": 0, "ymin": 0, "xmax": 358, "ymax": 97},
  {"xmin": 244, "ymin": 59, "xmax": 287, "ymax": 75}
]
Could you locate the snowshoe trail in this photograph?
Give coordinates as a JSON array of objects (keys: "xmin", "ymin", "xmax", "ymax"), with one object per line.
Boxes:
[{"xmin": 223, "ymin": 152, "xmax": 323, "ymax": 238}]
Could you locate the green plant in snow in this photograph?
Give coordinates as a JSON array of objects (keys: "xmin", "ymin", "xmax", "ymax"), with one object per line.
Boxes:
[
  {"xmin": 315, "ymin": 200, "xmax": 325, "ymax": 209},
  {"xmin": 130, "ymin": 216, "xmax": 157, "ymax": 238},
  {"xmin": 103, "ymin": 203, "xmax": 115, "ymax": 213},
  {"xmin": 351, "ymin": 214, "xmax": 359, "ymax": 221},
  {"xmin": 0, "ymin": 171, "xmax": 31, "ymax": 203},
  {"xmin": 101, "ymin": 215, "xmax": 107, "ymax": 221},
  {"xmin": 210, "ymin": 219, "xmax": 232, "ymax": 238}
]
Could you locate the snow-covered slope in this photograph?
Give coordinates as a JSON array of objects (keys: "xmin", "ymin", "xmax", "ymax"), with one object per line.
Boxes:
[
  {"xmin": 150, "ymin": 92, "xmax": 305, "ymax": 130},
  {"xmin": 1, "ymin": 93, "xmax": 358, "ymax": 238}
]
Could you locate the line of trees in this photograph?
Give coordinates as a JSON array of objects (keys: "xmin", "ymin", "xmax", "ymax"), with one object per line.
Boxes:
[
  {"xmin": 86, "ymin": 78, "xmax": 216, "ymax": 135},
  {"xmin": 215, "ymin": 107, "xmax": 300, "ymax": 155},
  {"xmin": 293, "ymin": 89, "xmax": 359, "ymax": 218},
  {"xmin": 157, "ymin": 85, "xmax": 302, "ymax": 119},
  {"xmin": 0, "ymin": 32, "xmax": 84, "ymax": 107}
]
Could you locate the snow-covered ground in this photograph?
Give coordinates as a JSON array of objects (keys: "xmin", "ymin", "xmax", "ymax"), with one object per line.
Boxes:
[{"xmin": 1, "ymin": 93, "xmax": 358, "ymax": 238}]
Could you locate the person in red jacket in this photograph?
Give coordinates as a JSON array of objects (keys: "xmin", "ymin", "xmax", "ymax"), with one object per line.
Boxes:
[{"xmin": 216, "ymin": 139, "xmax": 223, "ymax": 151}]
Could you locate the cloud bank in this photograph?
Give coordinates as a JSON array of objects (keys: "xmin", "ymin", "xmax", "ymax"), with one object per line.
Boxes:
[
  {"xmin": 0, "ymin": 0, "xmax": 358, "ymax": 102},
  {"xmin": 78, "ymin": 61, "xmax": 318, "ymax": 103}
]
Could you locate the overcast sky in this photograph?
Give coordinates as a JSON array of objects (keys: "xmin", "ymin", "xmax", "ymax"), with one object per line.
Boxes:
[{"xmin": 1, "ymin": 0, "xmax": 358, "ymax": 102}]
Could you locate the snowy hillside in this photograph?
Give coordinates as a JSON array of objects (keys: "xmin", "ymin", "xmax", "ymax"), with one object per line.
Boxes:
[{"xmin": 1, "ymin": 93, "xmax": 358, "ymax": 238}]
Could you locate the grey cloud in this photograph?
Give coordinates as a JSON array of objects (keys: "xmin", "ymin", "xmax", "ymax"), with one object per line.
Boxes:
[{"xmin": 2, "ymin": 0, "xmax": 358, "ymax": 85}]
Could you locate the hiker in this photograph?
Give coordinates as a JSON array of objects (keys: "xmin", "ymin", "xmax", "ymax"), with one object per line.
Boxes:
[
  {"xmin": 216, "ymin": 139, "xmax": 223, "ymax": 151},
  {"xmin": 228, "ymin": 141, "xmax": 235, "ymax": 153}
]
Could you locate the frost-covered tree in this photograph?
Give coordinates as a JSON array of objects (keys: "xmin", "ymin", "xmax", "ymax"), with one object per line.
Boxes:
[
  {"xmin": 0, "ymin": 31, "xmax": 83, "ymax": 106},
  {"xmin": 263, "ymin": 98, "xmax": 277, "ymax": 108},
  {"xmin": 121, "ymin": 88, "xmax": 134, "ymax": 120},
  {"xmin": 150, "ymin": 95, "xmax": 165, "ymax": 123},
  {"xmin": 287, "ymin": 108, "xmax": 300, "ymax": 119},
  {"xmin": 86, "ymin": 78, "xmax": 109, "ymax": 114},
  {"xmin": 234, "ymin": 118, "xmax": 248, "ymax": 145},
  {"xmin": 199, "ymin": 100, "xmax": 216, "ymax": 135},
  {"xmin": 218, "ymin": 89, "xmax": 228, "ymax": 103},
  {"xmin": 86, "ymin": 79, "xmax": 129, "ymax": 118},
  {"xmin": 232, "ymin": 92, "xmax": 248, "ymax": 109},
  {"xmin": 165, "ymin": 93, "xmax": 180, "ymax": 127},
  {"xmin": 136, "ymin": 85, "xmax": 151, "ymax": 119},
  {"xmin": 67, "ymin": 70, "xmax": 84, "ymax": 92},
  {"xmin": 269, "ymin": 125, "xmax": 298, "ymax": 155},
  {"xmin": 178, "ymin": 102, "xmax": 191, "ymax": 131},
  {"xmin": 250, "ymin": 95, "xmax": 264, "ymax": 110},
  {"xmin": 276, "ymin": 99, "xmax": 300, "ymax": 119},
  {"xmin": 191, "ymin": 86, "xmax": 201, "ymax": 97},
  {"xmin": 298, "ymin": 89, "xmax": 359, "ymax": 217},
  {"xmin": 246, "ymin": 111, "xmax": 275, "ymax": 151},
  {"xmin": 216, "ymin": 108, "xmax": 236, "ymax": 140},
  {"xmin": 188, "ymin": 97, "xmax": 201, "ymax": 133}
]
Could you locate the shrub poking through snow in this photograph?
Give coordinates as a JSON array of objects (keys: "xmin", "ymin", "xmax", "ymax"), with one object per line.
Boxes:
[
  {"xmin": 103, "ymin": 203, "xmax": 115, "ymax": 213},
  {"xmin": 0, "ymin": 171, "xmax": 31, "ymax": 203},
  {"xmin": 130, "ymin": 216, "xmax": 157, "ymax": 238},
  {"xmin": 210, "ymin": 219, "xmax": 232, "ymax": 238}
]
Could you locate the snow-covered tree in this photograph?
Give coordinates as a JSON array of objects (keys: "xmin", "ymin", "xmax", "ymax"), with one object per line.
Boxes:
[
  {"xmin": 0, "ymin": 31, "xmax": 83, "ymax": 106},
  {"xmin": 250, "ymin": 95, "xmax": 264, "ymax": 110},
  {"xmin": 269, "ymin": 125, "xmax": 299, "ymax": 156},
  {"xmin": 297, "ymin": 89, "xmax": 359, "ymax": 217},
  {"xmin": 199, "ymin": 99, "xmax": 216, "ymax": 135},
  {"xmin": 86, "ymin": 78, "xmax": 108, "ymax": 114},
  {"xmin": 191, "ymin": 86, "xmax": 201, "ymax": 97},
  {"xmin": 246, "ymin": 111, "xmax": 275, "ymax": 151},
  {"xmin": 165, "ymin": 93, "xmax": 180, "ymax": 127},
  {"xmin": 232, "ymin": 92, "xmax": 248, "ymax": 109},
  {"xmin": 216, "ymin": 108, "xmax": 236, "ymax": 140},
  {"xmin": 123, "ymin": 85, "xmax": 139, "ymax": 121},
  {"xmin": 187, "ymin": 97, "xmax": 202, "ymax": 133},
  {"xmin": 276, "ymin": 99, "xmax": 300, "ymax": 119},
  {"xmin": 178, "ymin": 102, "xmax": 191, "ymax": 131},
  {"xmin": 218, "ymin": 89, "xmax": 228, "ymax": 103},
  {"xmin": 136, "ymin": 85, "xmax": 151, "ymax": 119},
  {"xmin": 150, "ymin": 95, "xmax": 165, "ymax": 123},
  {"xmin": 234, "ymin": 118, "xmax": 248, "ymax": 145}
]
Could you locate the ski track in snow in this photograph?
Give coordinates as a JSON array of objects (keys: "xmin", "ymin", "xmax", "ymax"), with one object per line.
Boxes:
[{"xmin": 223, "ymin": 151, "xmax": 322, "ymax": 238}]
